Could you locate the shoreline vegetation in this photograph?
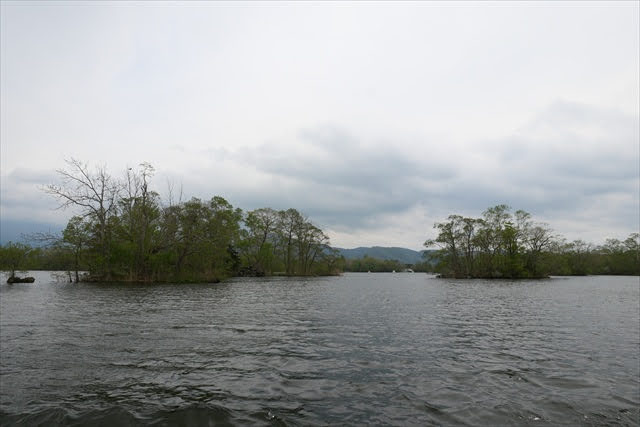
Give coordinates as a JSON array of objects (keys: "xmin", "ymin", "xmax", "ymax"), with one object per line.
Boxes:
[
  {"xmin": 0, "ymin": 160, "xmax": 638, "ymax": 282},
  {"xmin": 424, "ymin": 205, "xmax": 639, "ymax": 279},
  {"xmin": 2, "ymin": 160, "xmax": 342, "ymax": 283}
]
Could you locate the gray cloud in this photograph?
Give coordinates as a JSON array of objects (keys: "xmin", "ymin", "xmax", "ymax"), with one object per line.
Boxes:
[
  {"xmin": 492, "ymin": 102, "xmax": 638, "ymax": 218},
  {"xmin": 1, "ymin": 4, "xmax": 638, "ymax": 248},
  {"xmin": 1, "ymin": 169, "xmax": 63, "ymax": 224},
  {"xmin": 2, "ymin": 101, "xmax": 638, "ymax": 249},
  {"xmin": 196, "ymin": 102, "xmax": 637, "ymax": 243},
  {"xmin": 208, "ymin": 126, "xmax": 457, "ymax": 227}
]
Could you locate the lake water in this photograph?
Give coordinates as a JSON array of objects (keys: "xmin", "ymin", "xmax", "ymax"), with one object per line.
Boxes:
[{"xmin": 1, "ymin": 272, "xmax": 638, "ymax": 426}]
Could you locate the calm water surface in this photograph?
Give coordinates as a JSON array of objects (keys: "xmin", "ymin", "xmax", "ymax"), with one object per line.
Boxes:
[{"xmin": 1, "ymin": 272, "xmax": 638, "ymax": 426}]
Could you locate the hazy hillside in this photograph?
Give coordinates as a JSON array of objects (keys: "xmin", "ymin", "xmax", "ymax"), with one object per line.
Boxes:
[
  {"xmin": 335, "ymin": 246, "xmax": 431, "ymax": 264},
  {"xmin": 0, "ymin": 220, "xmax": 61, "ymax": 245}
]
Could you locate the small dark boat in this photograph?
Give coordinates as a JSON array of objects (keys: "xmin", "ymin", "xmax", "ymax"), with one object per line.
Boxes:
[{"xmin": 7, "ymin": 276, "xmax": 35, "ymax": 284}]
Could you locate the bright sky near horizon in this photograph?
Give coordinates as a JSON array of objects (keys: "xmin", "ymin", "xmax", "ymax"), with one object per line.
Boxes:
[{"xmin": 1, "ymin": 1, "xmax": 638, "ymax": 250}]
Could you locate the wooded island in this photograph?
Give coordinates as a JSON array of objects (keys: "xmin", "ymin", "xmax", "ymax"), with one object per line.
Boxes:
[
  {"xmin": 3, "ymin": 160, "xmax": 341, "ymax": 282},
  {"xmin": 425, "ymin": 205, "xmax": 639, "ymax": 278}
]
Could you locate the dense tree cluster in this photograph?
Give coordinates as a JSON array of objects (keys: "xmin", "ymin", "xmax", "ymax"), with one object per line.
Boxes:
[
  {"xmin": 0, "ymin": 242, "xmax": 33, "ymax": 279},
  {"xmin": 0, "ymin": 242, "xmax": 80, "ymax": 282},
  {"xmin": 342, "ymin": 256, "xmax": 407, "ymax": 273},
  {"xmin": 3, "ymin": 159, "xmax": 339, "ymax": 282},
  {"xmin": 543, "ymin": 236, "xmax": 639, "ymax": 276},
  {"xmin": 237, "ymin": 207, "xmax": 342, "ymax": 277},
  {"xmin": 425, "ymin": 205, "xmax": 639, "ymax": 278}
]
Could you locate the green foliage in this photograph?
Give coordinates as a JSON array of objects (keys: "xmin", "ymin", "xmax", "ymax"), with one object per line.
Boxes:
[
  {"xmin": 238, "ymin": 207, "xmax": 334, "ymax": 276},
  {"xmin": 425, "ymin": 205, "xmax": 639, "ymax": 278},
  {"xmin": 40, "ymin": 160, "xmax": 338, "ymax": 282},
  {"xmin": 343, "ymin": 256, "xmax": 407, "ymax": 272},
  {"xmin": 0, "ymin": 242, "xmax": 33, "ymax": 276}
]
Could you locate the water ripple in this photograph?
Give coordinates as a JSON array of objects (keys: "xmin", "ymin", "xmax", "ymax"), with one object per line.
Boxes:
[{"xmin": 1, "ymin": 273, "xmax": 639, "ymax": 425}]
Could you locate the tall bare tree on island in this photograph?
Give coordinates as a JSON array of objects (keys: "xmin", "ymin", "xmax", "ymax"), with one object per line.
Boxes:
[{"xmin": 44, "ymin": 158, "xmax": 120, "ymax": 279}]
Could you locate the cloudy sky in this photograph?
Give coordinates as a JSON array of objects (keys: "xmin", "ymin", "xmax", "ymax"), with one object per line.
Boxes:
[{"xmin": 1, "ymin": 1, "xmax": 638, "ymax": 250}]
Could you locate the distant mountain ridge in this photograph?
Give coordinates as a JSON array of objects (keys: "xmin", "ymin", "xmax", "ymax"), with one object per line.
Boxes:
[
  {"xmin": 334, "ymin": 246, "xmax": 430, "ymax": 264},
  {"xmin": 0, "ymin": 220, "xmax": 62, "ymax": 245}
]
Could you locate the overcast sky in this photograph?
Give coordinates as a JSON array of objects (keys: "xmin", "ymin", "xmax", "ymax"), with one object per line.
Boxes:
[{"xmin": 1, "ymin": 1, "xmax": 638, "ymax": 250}]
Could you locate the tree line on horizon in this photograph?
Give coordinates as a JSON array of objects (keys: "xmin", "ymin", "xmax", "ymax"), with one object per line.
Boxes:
[
  {"xmin": 1, "ymin": 161, "xmax": 638, "ymax": 281},
  {"xmin": 0, "ymin": 159, "xmax": 341, "ymax": 282},
  {"xmin": 425, "ymin": 205, "xmax": 639, "ymax": 278}
]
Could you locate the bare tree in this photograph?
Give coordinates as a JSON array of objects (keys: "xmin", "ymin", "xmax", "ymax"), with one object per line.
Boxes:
[{"xmin": 43, "ymin": 158, "xmax": 120, "ymax": 278}]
